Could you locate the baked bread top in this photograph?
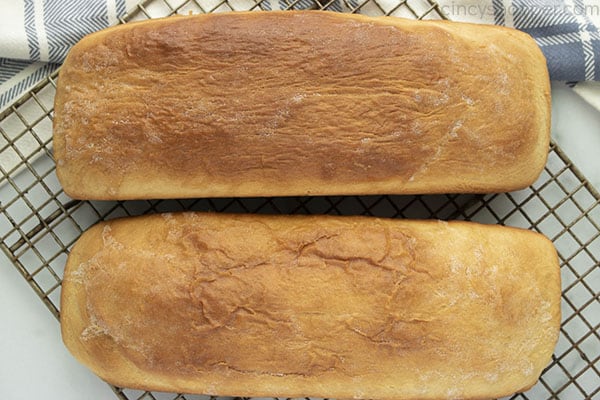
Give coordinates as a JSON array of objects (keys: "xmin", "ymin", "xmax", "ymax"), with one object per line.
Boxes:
[
  {"xmin": 53, "ymin": 11, "xmax": 551, "ymax": 199},
  {"xmin": 61, "ymin": 213, "xmax": 561, "ymax": 399}
]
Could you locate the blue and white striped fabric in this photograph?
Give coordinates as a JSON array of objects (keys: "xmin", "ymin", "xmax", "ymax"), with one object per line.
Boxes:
[
  {"xmin": 0, "ymin": 0, "xmax": 133, "ymax": 112},
  {"xmin": 2, "ymin": 0, "xmax": 600, "ymax": 112},
  {"xmin": 260, "ymin": 0, "xmax": 342, "ymax": 11}
]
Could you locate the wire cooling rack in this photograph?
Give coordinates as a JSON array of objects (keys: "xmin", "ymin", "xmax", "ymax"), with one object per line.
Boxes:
[{"xmin": 1, "ymin": 0, "xmax": 599, "ymax": 399}]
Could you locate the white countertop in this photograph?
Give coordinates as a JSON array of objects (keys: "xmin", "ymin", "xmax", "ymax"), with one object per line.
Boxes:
[
  {"xmin": 1, "ymin": 82, "xmax": 600, "ymax": 399},
  {"xmin": 551, "ymin": 83, "xmax": 600, "ymax": 189}
]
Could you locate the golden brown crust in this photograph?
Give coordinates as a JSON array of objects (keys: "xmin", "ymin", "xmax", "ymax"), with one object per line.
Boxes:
[
  {"xmin": 61, "ymin": 213, "xmax": 560, "ymax": 399},
  {"xmin": 53, "ymin": 11, "xmax": 551, "ymax": 200}
]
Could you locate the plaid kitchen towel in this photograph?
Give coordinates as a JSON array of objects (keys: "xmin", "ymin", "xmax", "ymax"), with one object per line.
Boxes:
[
  {"xmin": 435, "ymin": 0, "xmax": 600, "ymax": 81},
  {"xmin": 2, "ymin": 0, "xmax": 600, "ymax": 113}
]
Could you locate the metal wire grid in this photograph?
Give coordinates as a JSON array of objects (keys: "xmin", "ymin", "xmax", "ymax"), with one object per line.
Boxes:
[{"xmin": 0, "ymin": 0, "xmax": 599, "ymax": 399}]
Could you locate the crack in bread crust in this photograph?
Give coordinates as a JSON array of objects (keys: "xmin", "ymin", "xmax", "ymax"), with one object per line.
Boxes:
[{"xmin": 61, "ymin": 213, "xmax": 561, "ymax": 399}]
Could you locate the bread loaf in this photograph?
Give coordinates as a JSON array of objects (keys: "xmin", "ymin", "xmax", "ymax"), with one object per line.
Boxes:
[
  {"xmin": 61, "ymin": 213, "xmax": 560, "ymax": 399},
  {"xmin": 53, "ymin": 11, "xmax": 551, "ymax": 200}
]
